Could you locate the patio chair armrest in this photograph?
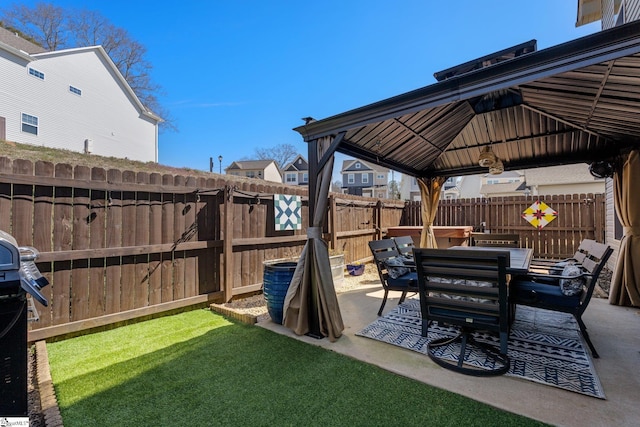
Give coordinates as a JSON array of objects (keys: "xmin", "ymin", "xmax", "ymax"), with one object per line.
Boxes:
[{"xmin": 524, "ymin": 271, "xmax": 592, "ymax": 281}]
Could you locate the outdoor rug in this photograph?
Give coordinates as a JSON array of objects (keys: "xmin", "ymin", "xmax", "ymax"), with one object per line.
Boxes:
[{"xmin": 356, "ymin": 299, "xmax": 605, "ymax": 399}]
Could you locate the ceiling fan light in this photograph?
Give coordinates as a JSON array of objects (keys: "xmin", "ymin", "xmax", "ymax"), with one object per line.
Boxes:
[
  {"xmin": 478, "ymin": 146, "xmax": 497, "ymax": 167},
  {"xmin": 489, "ymin": 158, "xmax": 504, "ymax": 175}
]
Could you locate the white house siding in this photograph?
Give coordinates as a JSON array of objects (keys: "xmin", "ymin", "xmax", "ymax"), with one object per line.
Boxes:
[
  {"xmin": 531, "ymin": 182, "xmax": 605, "ymax": 196},
  {"xmin": 263, "ymin": 163, "xmax": 282, "ymax": 183},
  {"xmin": 1, "ymin": 46, "xmax": 158, "ymax": 162}
]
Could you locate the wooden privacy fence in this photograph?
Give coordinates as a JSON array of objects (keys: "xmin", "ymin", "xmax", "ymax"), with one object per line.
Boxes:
[
  {"xmin": 402, "ymin": 194, "xmax": 606, "ymax": 259},
  {"xmin": 0, "ymin": 157, "xmax": 404, "ymax": 340}
]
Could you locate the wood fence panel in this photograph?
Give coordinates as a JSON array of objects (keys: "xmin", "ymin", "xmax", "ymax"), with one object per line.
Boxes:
[
  {"xmin": 33, "ymin": 161, "xmax": 54, "ymax": 327},
  {"xmin": 52, "ymin": 164, "xmax": 73, "ymax": 325},
  {"xmin": 172, "ymin": 175, "xmax": 186, "ymax": 301},
  {"xmin": 231, "ymin": 183, "xmax": 245, "ymax": 290},
  {"xmin": 241, "ymin": 182, "xmax": 253, "ymax": 288},
  {"xmin": 183, "ymin": 177, "xmax": 198, "ymax": 298},
  {"xmin": 211, "ymin": 178, "xmax": 222, "ymax": 293},
  {"xmin": 105, "ymin": 169, "xmax": 122, "ymax": 315},
  {"xmin": 71, "ymin": 166, "xmax": 91, "ymax": 322},
  {"xmin": 160, "ymin": 174, "xmax": 175, "ymax": 303},
  {"xmin": 12, "ymin": 159, "xmax": 34, "ymax": 247},
  {"xmin": 134, "ymin": 172, "xmax": 150, "ymax": 308},
  {"xmin": 148, "ymin": 173, "xmax": 163, "ymax": 306},
  {"xmin": 88, "ymin": 167, "xmax": 107, "ymax": 319},
  {"xmin": 0, "ymin": 158, "xmax": 12, "ymax": 233},
  {"xmin": 120, "ymin": 170, "xmax": 137, "ymax": 311}
]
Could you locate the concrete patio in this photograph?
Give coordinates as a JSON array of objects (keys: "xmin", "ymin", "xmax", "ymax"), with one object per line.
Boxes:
[{"xmin": 259, "ymin": 284, "xmax": 640, "ymax": 427}]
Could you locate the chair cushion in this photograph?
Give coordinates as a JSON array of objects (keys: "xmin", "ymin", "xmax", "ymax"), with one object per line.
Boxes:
[
  {"xmin": 512, "ymin": 279, "xmax": 581, "ymax": 307},
  {"xmin": 384, "ymin": 256, "xmax": 411, "ymax": 279},
  {"xmin": 428, "ymin": 277, "xmax": 494, "ymax": 303},
  {"xmin": 559, "ymin": 264, "xmax": 585, "ymax": 296},
  {"xmin": 387, "ymin": 271, "xmax": 417, "ymax": 288},
  {"xmin": 550, "ymin": 260, "xmax": 575, "ymax": 275}
]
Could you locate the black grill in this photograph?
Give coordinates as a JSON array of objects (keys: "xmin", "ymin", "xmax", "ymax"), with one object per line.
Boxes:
[{"xmin": 0, "ymin": 230, "xmax": 49, "ymax": 417}]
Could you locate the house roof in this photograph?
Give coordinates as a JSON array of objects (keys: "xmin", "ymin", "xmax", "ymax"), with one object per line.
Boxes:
[
  {"xmin": 283, "ymin": 155, "xmax": 308, "ymax": 172},
  {"xmin": 480, "ymin": 181, "xmax": 527, "ymax": 195},
  {"xmin": 341, "ymin": 159, "xmax": 389, "ymax": 173},
  {"xmin": 524, "ymin": 164, "xmax": 602, "ymax": 186},
  {"xmin": 294, "ymin": 21, "xmax": 640, "ymax": 179},
  {"xmin": 0, "ymin": 26, "xmax": 45, "ymax": 54},
  {"xmin": 227, "ymin": 160, "xmax": 276, "ymax": 170}
]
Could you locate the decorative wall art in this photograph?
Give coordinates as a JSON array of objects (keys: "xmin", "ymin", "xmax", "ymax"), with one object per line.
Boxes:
[
  {"xmin": 522, "ymin": 200, "xmax": 558, "ymax": 229},
  {"xmin": 274, "ymin": 194, "xmax": 302, "ymax": 231}
]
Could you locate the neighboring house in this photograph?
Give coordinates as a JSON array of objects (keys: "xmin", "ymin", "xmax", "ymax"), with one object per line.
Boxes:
[
  {"xmin": 523, "ymin": 164, "xmax": 605, "ymax": 196},
  {"xmin": 577, "ymin": 0, "xmax": 639, "ymax": 268},
  {"xmin": 282, "ymin": 154, "xmax": 309, "ymax": 186},
  {"xmin": 399, "ymin": 174, "xmax": 420, "ymax": 201},
  {"xmin": 341, "ymin": 159, "xmax": 389, "ymax": 198},
  {"xmin": 225, "ymin": 159, "xmax": 282, "ymax": 183},
  {"xmin": 0, "ymin": 27, "xmax": 162, "ymax": 163},
  {"xmin": 479, "ymin": 171, "xmax": 527, "ymax": 198}
]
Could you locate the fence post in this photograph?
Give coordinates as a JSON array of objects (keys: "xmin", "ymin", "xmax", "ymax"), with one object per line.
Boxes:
[
  {"xmin": 376, "ymin": 200, "xmax": 383, "ymax": 240},
  {"xmin": 329, "ymin": 194, "xmax": 337, "ymax": 250},
  {"xmin": 223, "ymin": 185, "xmax": 234, "ymax": 302},
  {"xmin": 594, "ymin": 193, "xmax": 605, "ymax": 242}
]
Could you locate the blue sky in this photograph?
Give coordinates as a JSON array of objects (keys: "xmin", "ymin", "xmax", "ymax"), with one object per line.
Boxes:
[{"xmin": 19, "ymin": 1, "xmax": 599, "ymax": 176}]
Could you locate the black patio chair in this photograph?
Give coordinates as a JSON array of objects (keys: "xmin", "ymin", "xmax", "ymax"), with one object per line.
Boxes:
[
  {"xmin": 527, "ymin": 238, "xmax": 592, "ymax": 275},
  {"xmin": 470, "ymin": 232, "xmax": 520, "ymax": 248},
  {"xmin": 392, "ymin": 235, "xmax": 416, "ymax": 258},
  {"xmin": 368, "ymin": 239, "xmax": 418, "ymax": 316},
  {"xmin": 413, "ymin": 248, "xmax": 511, "ymax": 376},
  {"xmin": 510, "ymin": 240, "xmax": 613, "ymax": 358}
]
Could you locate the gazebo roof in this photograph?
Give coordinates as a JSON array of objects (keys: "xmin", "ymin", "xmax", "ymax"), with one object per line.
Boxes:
[{"xmin": 294, "ymin": 21, "xmax": 640, "ymax": 178}]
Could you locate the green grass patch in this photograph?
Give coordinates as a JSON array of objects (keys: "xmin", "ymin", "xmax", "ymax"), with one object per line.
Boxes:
[{"xmin": 47, "ymin": 309, "xmax": 549, "ymax": 427}]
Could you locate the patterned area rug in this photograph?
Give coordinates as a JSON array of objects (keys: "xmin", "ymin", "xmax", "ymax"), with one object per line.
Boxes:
[{"xmin": 356, "ymin": 299, "xmax": 605, "ymax": 399}]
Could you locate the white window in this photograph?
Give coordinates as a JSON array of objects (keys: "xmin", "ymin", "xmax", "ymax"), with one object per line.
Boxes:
[
  {"xmin": 347, "ymin": 173, "xmax": 354, "ymax": 184},
  {"xmin": 69, "ymin": 85, "xmax": 82, "ymax": 96},
  {"xmin": 377, "ymin": 174, "xmax": 385, "ymax": 180},
  {"xmin": 28, "ymin": 67, "xmax": 44, "ymax": 80},
  {"xmin": 302, "ymin": 173, "xmax": 308, "ymax": 183},
  {"xmin": 355, "ymin": 163, "xmax": 361, "ymax": 169},
  {"xmin": 246, "ymin": 171, "xmax": 255, "ymax": 178},
  {"xmin": 362, "ymin": 174, "xmax": 369, "ymax": 184},
  {"xmin": 487, "ymin": 179, "xmax": 499, "ymax": 184},
  {"xmin": 21, "ymin": 113, "xmax": 38, "ymax": 135},
  {"xmin": 286, "ymin": 173, "xmax": 296, "ymax": 183}
]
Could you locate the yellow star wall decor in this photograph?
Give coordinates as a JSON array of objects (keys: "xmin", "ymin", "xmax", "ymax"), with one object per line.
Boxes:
[{"xmin": 522, "ymin": 200, "xmax": 558, "ymax": 229}]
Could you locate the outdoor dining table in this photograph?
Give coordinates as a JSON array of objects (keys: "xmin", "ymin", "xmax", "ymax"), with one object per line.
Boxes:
[{"xmin": 449, "ymin": 245, "xmax": 533, "ymax": 275}]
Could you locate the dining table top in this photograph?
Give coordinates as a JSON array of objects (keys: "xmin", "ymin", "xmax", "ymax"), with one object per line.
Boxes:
[{"xmin": 449, "ymin": 246, "xmax": 534, "ymax": 274}]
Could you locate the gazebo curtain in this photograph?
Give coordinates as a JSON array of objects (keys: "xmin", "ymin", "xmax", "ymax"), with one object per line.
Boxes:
[
  {"xmin": 417, "ymin": 177, "xmax": 446, "ymax": 248},
  {"xmin": 609, "ymin": 149, "xmax": 640, "ymax": 307},
  {"xmin": 283, "ymin": 136, "xmax": 344, "ymax": 341}
]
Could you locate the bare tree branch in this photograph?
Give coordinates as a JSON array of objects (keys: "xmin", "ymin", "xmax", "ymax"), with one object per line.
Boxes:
[{"xmin": 254, "ymin": 144, "xmax": 299, "ymax": 169}]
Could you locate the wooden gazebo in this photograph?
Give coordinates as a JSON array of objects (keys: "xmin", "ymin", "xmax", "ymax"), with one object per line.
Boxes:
[{"xmin": 284, "ymin": 21, "xmax": 640, "ymax": 340}]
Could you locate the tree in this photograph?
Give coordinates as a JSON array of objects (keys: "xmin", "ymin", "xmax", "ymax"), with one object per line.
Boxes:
[
  {"xmin": 254, "ymin": 144, "xmax": 298, "ymax": 169},
  {"xmin": 388, "ymin": 180, "xmax": 401, "ymax": 200},
  {"xmin": 331, "ymin": 180, "xmax": 343, "ymax": 193},
  {"xmin": 1, "ymin": 3, "xmax": 174, "ymax": 131}
]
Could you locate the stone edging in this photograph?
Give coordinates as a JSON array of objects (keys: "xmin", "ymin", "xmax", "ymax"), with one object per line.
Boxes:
[
  {"xmin": 35, "ymin": 341, "xmax": 63, "ymax": 427},
  {"xmin": 209, "ymin": 304, "xmax": 258, "ymax": 324}
]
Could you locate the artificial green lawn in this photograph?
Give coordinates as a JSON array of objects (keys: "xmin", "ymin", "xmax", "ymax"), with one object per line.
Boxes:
[{"xmin": 47, "ymin": 309, "xmax": 549, "ymax": 427}]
